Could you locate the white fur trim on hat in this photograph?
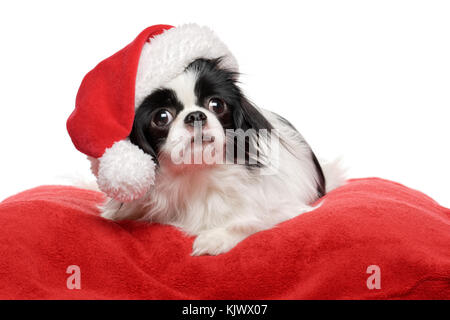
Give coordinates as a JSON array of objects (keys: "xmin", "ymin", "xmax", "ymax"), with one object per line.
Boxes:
[
  {"xmin": 135, "ymin": 23, "xmax": 239, "ymax": 108},
  {"xmin": 97, "ymin": 140, "xmax": 156, "ymax": 202}
]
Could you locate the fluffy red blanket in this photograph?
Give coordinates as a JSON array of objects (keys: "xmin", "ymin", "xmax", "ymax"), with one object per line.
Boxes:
[{"xmin": 0, "ymin": 178, "xmax": 448, "ymax": 299}]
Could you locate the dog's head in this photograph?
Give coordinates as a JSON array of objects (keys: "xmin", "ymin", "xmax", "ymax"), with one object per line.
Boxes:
[{"xmin": 130, "ymin": 58, "xmax": 272, "ymax": 172}]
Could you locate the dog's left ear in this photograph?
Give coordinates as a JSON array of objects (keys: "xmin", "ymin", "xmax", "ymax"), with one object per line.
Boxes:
[
  {"xmin": 233, "ymin": 96, "xmax": 273, "ymax": 132},
  {"xmin": 230, "ymin": 96, "xmax": 274, "ymax": 167}
]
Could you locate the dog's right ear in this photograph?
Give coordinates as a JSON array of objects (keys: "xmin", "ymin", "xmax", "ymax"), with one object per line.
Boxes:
[{"xmin": 129, "ymin": 108, "xmax": 159, "ymax": 166}]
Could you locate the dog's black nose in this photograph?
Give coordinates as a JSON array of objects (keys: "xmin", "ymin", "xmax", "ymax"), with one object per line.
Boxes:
[{"xmin": 184, "ymin": 111, "xmax": 207, "ymax": 127}]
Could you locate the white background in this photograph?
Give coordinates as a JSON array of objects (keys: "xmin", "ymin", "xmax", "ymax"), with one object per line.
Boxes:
[{"xmin": 0, "ymin": 0, "xmax": 449, "ymax": 206}]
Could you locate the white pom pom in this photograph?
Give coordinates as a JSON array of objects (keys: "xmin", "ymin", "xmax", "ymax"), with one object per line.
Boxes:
[{"xmin": 97, "ymin": 140, "xmax": 156, "ymax": 202}]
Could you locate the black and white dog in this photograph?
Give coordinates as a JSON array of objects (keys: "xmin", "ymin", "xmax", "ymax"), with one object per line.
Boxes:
[{"xmin": 100, "ymin": 55, "xmax": 345, "ymax": 255}]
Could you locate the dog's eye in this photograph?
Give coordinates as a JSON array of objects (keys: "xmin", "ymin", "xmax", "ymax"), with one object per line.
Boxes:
[
  {"xmin": 208, "ymin": 98, "xmax": 226, "ymax": 114},
  {"xmin": 152, "ymin": 109, "xmax": 174, "ymax": 127}
]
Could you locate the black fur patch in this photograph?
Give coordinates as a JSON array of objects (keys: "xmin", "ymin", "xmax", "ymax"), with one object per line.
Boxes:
[{"xmin": 311, "ymin": 151, "xmax": 326, "ymax": 198}]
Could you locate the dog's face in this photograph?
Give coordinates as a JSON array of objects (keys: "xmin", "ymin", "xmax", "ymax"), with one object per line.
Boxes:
[{"xmin": 130, "ymin": 58, "xmax": 272, "ymax": 171}]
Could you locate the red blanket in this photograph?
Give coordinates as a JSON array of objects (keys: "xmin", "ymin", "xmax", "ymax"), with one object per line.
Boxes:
[{"xmin": 0, "ymin": 178, "xmax": 449, "ymax": 299}]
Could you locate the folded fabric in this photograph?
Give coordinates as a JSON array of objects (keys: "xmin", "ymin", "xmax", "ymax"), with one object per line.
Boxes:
[{"xmin": 0, "ymin": 178, "xmax": 448, "ymax": 299}]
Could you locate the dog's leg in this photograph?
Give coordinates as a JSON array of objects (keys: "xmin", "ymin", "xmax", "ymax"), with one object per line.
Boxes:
[
  {"xmin": 191, "ymin": 204, "xmax": 320, "ymax": 256},
  {"xmin": 191, "ymin": 217, "xmax": 268, "ymax": 256},
  {"xmin": 191, "ymin": 227, "xmax": 248, "ymax": 256}
]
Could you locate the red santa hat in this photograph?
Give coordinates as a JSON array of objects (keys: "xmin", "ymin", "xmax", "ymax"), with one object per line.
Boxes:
[{"xmin": 67, "ymin": 24, "xmax": 238, "ymax": 202}]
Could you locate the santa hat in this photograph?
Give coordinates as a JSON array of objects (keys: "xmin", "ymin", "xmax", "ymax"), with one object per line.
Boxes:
[{"xmin": 67, "ymin": 24, "xmax": 239, "ymax": 202}]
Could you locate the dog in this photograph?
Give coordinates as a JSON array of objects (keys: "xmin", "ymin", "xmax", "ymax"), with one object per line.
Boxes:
[{"xmin": 98, "ymin": 55, "xmax": 345, "ymax": 256}]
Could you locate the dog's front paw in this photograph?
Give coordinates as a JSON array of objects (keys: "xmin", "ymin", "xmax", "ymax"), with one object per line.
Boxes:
[{"xmin": 192, "ymin": 228, "xmax": 244, "ymax": 256}]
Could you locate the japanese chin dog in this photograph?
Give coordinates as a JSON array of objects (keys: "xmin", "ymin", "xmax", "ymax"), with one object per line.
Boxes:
[{"xmin": 100, "ymin": 57, "xmax": 345, "ymax": 256}]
